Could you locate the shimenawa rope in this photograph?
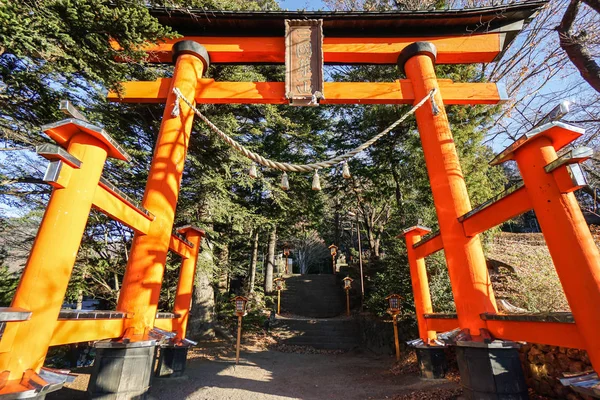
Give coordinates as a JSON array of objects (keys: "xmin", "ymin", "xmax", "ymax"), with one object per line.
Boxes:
[{"xmin": 172, "ymin": 87, "xmax": 437, "ymax": 174}]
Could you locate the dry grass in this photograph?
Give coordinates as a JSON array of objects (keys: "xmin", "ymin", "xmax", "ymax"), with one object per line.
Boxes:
[{"xmin": 486, "ymin": 227, "xmax": 600, "ymax": 312}]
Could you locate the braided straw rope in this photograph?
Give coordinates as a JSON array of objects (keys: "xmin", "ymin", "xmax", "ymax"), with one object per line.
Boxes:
[{"xmin": 173, "ymin": 87, "xmax": 437, "ymax": 173}]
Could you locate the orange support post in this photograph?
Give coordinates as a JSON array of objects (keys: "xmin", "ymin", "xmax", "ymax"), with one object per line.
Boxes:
[
  {"xmin": 117, "ymin": 41, "xmax": 209, "ymax": 337},
  {"xmin": 0, "ymin": 129, "xmax": 112, "ymax": 382},
  {"xmin": 510, "ymin": 125, "xmax": 600, "ymax": 371},
  {"xmin": 172, "ymin": 226, "xmax": 204, "ymax": 341},
  {"xmin": 399, "ymin": 42, "xmax": 497, "ymax": 335},
  {"xmin": 402, "ymin": 226, "xmax": 436, "ymax": 341}
]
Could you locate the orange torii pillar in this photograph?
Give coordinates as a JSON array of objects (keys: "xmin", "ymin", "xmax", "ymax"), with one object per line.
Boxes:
[
  {"xmin": 172, "ymin": 226, "xmax": 205, "ymax": 341},
  {"xmin": 402, "ymin": 226, "xmax": 449, "ymax": 380},
  {"xmin": 402, "ymin": 226, "xmax": 436, "ymax": 342},
  {"xmin": 0, "ymin": 121, "xmax": 124, "ymax": 395},
  {"xmin": 508, "ymin": 124, "xmax": 600, "ymax": 372},
  {"xmin": 155, "ymin": 226, "xmax": 204, "ymax": 379},
  {"xmin": 397, "ymin": 42, "xmax": 497, "ymax": 335},
  {"xmin": 117, "ymin": 41, "xmax": 209, "ymax": 338}
]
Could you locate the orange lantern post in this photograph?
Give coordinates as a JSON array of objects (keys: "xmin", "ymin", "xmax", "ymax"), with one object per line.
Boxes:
[
  {"xmin": 343, "ymin": 277, "xmax": 353, "ymax": 317},
  {"xmin": 233, "ymin": 296, "xmax": 249, "ymax": 365},
  {"xmin": 274, "ymin": 278, "xmax": 285, "ymax": 314},
  {"xmin": 283, "ymin": 245, "xmax": 290, "ymax": 275},
  {"xmin": 386, "ymin": 294, "xmax": 403, "ymax": 362},
  {"xmin": 328, "ymin": 244, "xmax": 338, "ymax": 274}
]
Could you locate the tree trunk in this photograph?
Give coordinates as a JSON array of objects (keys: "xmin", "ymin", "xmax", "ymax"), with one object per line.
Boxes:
[
  {"xmin": 248, "ymin": 230, "xmax": 259, "ymax": 294},
  {"xmin": 188, "ymin": 242, "xmax": 216, "ymax": 340},
  {"xmin": 264, "ymin": 226, "xmax": 276, "ymax": 294}
]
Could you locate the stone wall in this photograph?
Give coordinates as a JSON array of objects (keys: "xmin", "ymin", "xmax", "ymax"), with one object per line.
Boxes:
[
  {"xmin": 355, "ymin": 313, "xmax": 418, "ymax": 355},
  {"xmin": 520, "ymin": 343, "xmax": 594, "ymax": 399}
]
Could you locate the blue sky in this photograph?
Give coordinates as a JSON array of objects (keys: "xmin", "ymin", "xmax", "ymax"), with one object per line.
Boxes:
[{"xmin": 279, "ymin": 0, "xmax": 326, "ymax": 10}]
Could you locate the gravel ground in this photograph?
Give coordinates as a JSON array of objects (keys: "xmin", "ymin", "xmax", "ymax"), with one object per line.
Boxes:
[{"xmin": 48, "ymin": 341, "xmax": 459, "ymax": 400}]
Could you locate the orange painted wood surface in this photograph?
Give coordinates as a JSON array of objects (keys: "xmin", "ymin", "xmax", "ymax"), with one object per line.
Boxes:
[
  {"xmin": 405, "ymin": 52, "xmax": 497, "ymax": 335},
  {"xmin": 93, "ymin": 185, "xmax": 153, "ymax": 235},
  {"xmin": 486, "ymin": 320, "xmax": 584, "ymax": 350},
  {"xmin": 0, "ymin": 133, "xmax": 109, "ymax": 379},
  {"xmin": 413, "ymin": 234, "xmax": 444, "ymax": 259},
  {"xmin": 173, "ymin": 230, "xmax": 203, "ymax": 341},
  {"xmin": 117, "ymin": 53, "xmax": 205, "ymax": 336},
  {"xmin": 404, "ymin": 229, "xmax": 436, "ymax": 341},
  {"xmin": 49, "ymin": 319, "xmax": 126, "ymax": 346},
  {"xmin": 153, "ymin": 318, "xmax": 174, "ymax": 332},
  {"xmin": 125, "ymin": 34, "xmax": 502, "ymax": 64},
  {"xmin": 425, "ymin": 318, "xmax": 458, "ymax": 333},
  {"xmin": 169, "ymin": 235, "xmax": 194, "ymax": 259},
  {"xmin": 108, "ymin": 79, "xmax": 504, "ymax": 105},
  {"xmin": 461, "ymin": 186, "xmax": 533, "ymax": 237},
  {"xmin": 514, "ymin": 135, "xmax": 600, "ymax": 371}
]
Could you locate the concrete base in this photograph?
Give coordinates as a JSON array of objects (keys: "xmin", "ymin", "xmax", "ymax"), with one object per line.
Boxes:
[
  {"xmin": 155, "ymin": 345, "xmax": 189, "ymax": 378},
  {"xmin": 456, "ymin": 341, "xmax": 527, "ymax": 400},
  {"xmin": 87, "ymin": 340, "xmax": 157, "ymax": 400},
  {"xmin": 415, "ymin": 346, "xmax": 447, "ymax": 379}
]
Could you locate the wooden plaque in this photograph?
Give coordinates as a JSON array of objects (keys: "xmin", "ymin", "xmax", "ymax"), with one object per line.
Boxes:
[{"xmin": 285, "ymin": 20, "xmax": 324, "ymax": 106}]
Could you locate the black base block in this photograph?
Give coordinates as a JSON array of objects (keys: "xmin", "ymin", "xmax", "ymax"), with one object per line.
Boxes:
[
  {"xmin": 456, "ymin": 341, "xmax": 527, "ymax": 400},
  {"xmin": 155, "ymin": 345, "xmax": 189, "ymax": 378},
  {"xmin": 87, "ymin": 340, "xmax": 157, "ymax": 400},
  {"xmin": 415, "ymin": 346, "xmax": 447, "ymax": 379}
]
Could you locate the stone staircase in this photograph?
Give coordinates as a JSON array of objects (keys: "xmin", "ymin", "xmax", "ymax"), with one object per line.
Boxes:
[
  {"xmin": 273, "ymin": 274, "xmax": 359, "ymax": 350},
  {"xmin": 280, "ymin": 274, "xmax": 344, "ymax": 318}
]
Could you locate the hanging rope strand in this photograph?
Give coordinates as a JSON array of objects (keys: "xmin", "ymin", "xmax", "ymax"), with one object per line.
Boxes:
[{"xmin": 172, "ymin": 87, "xmax": 437, "ymax": 173}]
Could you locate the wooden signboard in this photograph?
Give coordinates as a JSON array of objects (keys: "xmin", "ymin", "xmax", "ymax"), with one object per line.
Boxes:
[{"xmin": 285, "ymin": 19, "xmax": 324, "ymax": 106}]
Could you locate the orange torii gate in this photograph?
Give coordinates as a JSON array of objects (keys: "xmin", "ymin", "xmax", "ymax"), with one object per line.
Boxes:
[{"xmin": 6, "ymin": 2, "xmax": 596, "ymax": 398}]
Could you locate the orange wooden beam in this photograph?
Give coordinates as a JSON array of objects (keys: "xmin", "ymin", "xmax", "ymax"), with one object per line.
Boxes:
[
  {"xmin": 92, "ymin": 185, "xmax": 153, "ymax": 235},
  {"xmin": 425, "ymin": 318, "xmax": 458, "ymax": 333},
  {"xmin": 153, "ymin": 318, "xmax": 174, "ymax": 332},
  {"xmin": 461, "ymin": 185, "xmax": 533, "ymax": 237},
  {"xmin": 413, "ymin": 233, "xmax": 444, "ymax": 259},
  {"xmin": 128, "ymin": 34, "xmax": 502, "ymax": 64},
  {"xmin": 108, "ymin": 79, "xmax": 505, "ymax": 106},
  {"xmin": 169, "ymin": 235, "xmax": 193, "ymax": 259},
  {"xmin": 486, "ymin": 320, "xmax": 584, "ymax": 349},
  {"xmin": 49, "ymin": 319, "xmax": 126, "ymax": 346}
]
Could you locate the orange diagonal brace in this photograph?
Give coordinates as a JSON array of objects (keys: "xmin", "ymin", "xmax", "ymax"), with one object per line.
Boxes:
[
  {"xmin": 413, "ymin": 233, "xmax": 444, "ymax": 259},
  {"xmin": 461, "ymin": 185, "xmax": 533, "ymax": 237},
  {"xmin": 92, "ymin": 185, "xmax": 153, "ymax": 235},
  {"xmin": 126, "ymin": 34, "xmax": 503, "ymax": 64},
  {"xmin": 107, "ymin": 79, "xmax": 505, "ymax": 106},
  {"xmin": 169, "ymin": 235, "xmax": 194, "ymax": 259}
]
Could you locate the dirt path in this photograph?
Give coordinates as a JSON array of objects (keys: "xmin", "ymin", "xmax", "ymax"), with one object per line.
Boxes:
[
  {"xmin": 149, "ymin": 349, "xmax": 458, "ymax": 400},
  {"xmin": 49, "ymin": 340, "xmax": 460, "ymax": 400}
]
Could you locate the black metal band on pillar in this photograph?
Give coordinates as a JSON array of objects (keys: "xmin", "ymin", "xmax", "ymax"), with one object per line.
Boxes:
[
  {"xmin": 396, "ymin": 42, "xmax": 438, "ymax": 76},
  {"xmin": 172, "ymin": 40, "xmax": 211, "ymax": 72}
]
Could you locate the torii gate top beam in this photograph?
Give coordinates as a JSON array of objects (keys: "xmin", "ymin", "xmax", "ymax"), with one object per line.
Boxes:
[{"xmin": 144, "ymin": 1, "xmax": 546, "ymax": 65}]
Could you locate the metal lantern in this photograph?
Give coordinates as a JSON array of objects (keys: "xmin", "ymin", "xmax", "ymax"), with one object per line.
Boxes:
[
  {"xmin": 386, "ymin": 294, "xmax": 403, "ymax": 315},
  {"xmin": 233, "ymin": 296, "xmax": 248, "ymax": 317},
  {"xmin": 274, "ymin": 277, "xmax": 285, "ymax": 291},
  {"xmin": 343, "ymin": 276, "xmax": 353, "ymax": 290},
  {"xmin": 328, "ymin": 244, "xmax": 338, "ymax": 256}
]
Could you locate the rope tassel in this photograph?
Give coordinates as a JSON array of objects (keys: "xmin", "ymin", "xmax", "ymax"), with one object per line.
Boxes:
[
  {"xmin": 312, "ymin": 170, "xmax": 321, "ymax": 191},
  {"xmin": 281, "ymin": 172, "xmax": 290, "ymax": 191},
  {"xmin": 342, "ymin": 162, "xmax": 351, "ymax": 179},
  {"xmin": 249, "ymin": 164, "xmax": 258, "ymax": 179},
  {"xmin": 171, "ymin": 97, "xmax": 180, "ymax": 118}
]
